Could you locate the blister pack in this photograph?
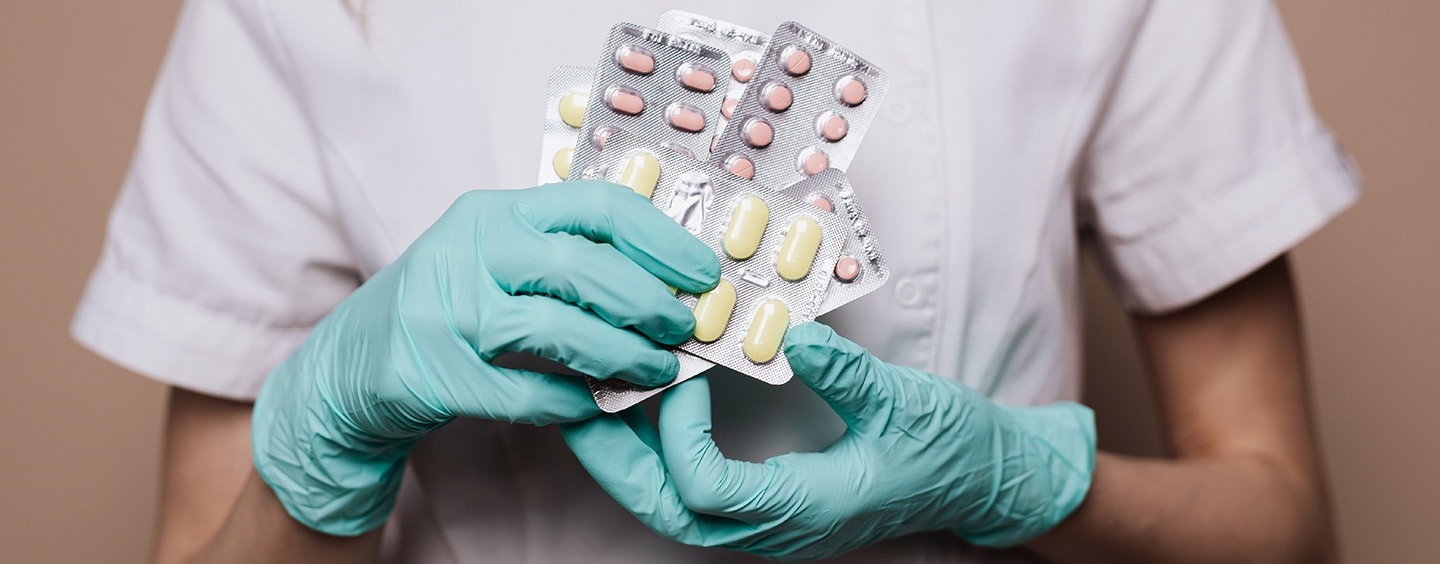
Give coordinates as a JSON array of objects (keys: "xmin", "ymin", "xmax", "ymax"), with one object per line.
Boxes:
[
  {"xmin": 581, "ymin": 131, "xmax": 852, "ymax": 409},
  {"xmin": 654, "ymin": 10, "xmax": 770, "ymax": 137},
  {"xmin": 708, "ymin": 21, "xmax": 889, "ymax": 187},
  {"xmin": 537, "ymin": 66, "xmax": 593, "ymax": 184},
  {"xmin": 569, "ymin": 23, "xmax": 731, "ymax": 180},
  {"xmin": 779, "ymin": 169, "xmax": 889, "ymax": 313}
]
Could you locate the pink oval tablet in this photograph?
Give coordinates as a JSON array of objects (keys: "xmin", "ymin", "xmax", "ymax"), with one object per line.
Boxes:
[
  {"xmin": 763, "ymin": 83, "xmax": 792, "ymax": 112},
  {"xmin": 678, "ymin": 64, "xmax": 717, "ymax": 92},
  {"xmin": 666, "ymin": 103, "xmax": 706, "ymax": 133},
  {"xmin": 721, "ymin": 96, "xmax": 739, "ymax": 119},
  {"xmin": 732, "ymin": 58, "xmax": 757, "ymax": 83},
  {"xmin": 836, "ymin": 76, "xmax": 867, "ymax": 106},
  {"xmin": 726, "ymin": 155, "xmax": 755, "ymax": 180},
  {"xmin": 834, "ymin": 256, "xmax": 860, "ymax": 282},
  {"xmin": 798, "ymin": 148, "xmax": 829, "ymax": 176},
  {"xmin": 616, "ymin": 45, "xmax": 655, "ymax": 74},
  {"xmin": 711, "ymin": 136, "xmax": 719, "ymax": 152},
  {"xmin": 741, "ymin": 119, "xmax": 773, "ymax": 148},
  {"xmin": 782, "ymin": 46, "xmax": 811, "ymax": 76},
  {"xmin": 606, "ymin": 87, "xmax": 645, "ymax": 115},
  {"xmin": 808, "ymin": 194, "xmax": 834, "ymax": 213},
  {"xmin": 820, "ymin": 114, "xmax": 848, "ymax": 142}
]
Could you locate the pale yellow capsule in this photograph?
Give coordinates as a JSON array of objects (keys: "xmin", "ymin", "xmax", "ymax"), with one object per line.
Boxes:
[
  {"xmin": 619, "ymin": 152, "xmax": 661, "ymax": 198},
  {"xmin": 722, "ymin": 196, "xmax": 769, "ymax": 260},
  {"xmin": 558, "ymin": 90, "xmax": 588, "ymax": 128},
  {"xmin": 552, "ymin": 147, "xmax": 574, "ymax": 180},
  {"xmin": 775, "ymin": 217, "xmax": 822, "ymax": 281},
  {"xmin": 743, "ymin": 300, "xmax": 790, "ymax": 363},
  {"xmin": 691, "ymin": 279, "xmax": 736, "ymax": 343}
]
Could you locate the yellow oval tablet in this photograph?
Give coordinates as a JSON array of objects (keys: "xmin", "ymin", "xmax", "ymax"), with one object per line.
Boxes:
[
  {"xmin": 552, "ymin": 146, "xmax": 574, "ymax": 180},
  {"xmin": 776, "ymin": 217, "xmax": 822, "ymax": 281},
  {"xmin": 558, "ymin": 91, "xmax": 588, "ymax": 128},
  {"xmin": 722, "ymin": 196, "xmax": 769, "ymax": 260},
  {"xmin": 743, "ymin": 300, "xmax": 789, "ymax": 363},
  {"xmin": 691, "ymin": 279, "xmax": 736, "ymax": 343},
  {"xmin": 619, "ymin": 152, "xmax": 661, "ymax": 198}
]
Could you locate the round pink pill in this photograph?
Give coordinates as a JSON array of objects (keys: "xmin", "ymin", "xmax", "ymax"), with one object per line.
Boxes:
[
  {"xmin": 763, "ymin": 82, "xmax": 793, "ymax": 112},
  {"xmin": 835, "ymin": 76, "xmax": 867, "ymax": 106},
  {"xmin": 721, "ymin": 96, "xmax": 739, "ymax": 119},
  {"xmin": 834, "ymin": 256, "xmax": 861, "ymax": 282},
  {"xmin": 798, "ymin": 148, "xmax": 829, "ymax": 176},
  {"xmin": 818, "ymin": 113, "xmax": 848, "ymax": 142},
  {"xmin": 741, "ymin": 118, "xmax": 773, "ymax": 148},
  {"xmin": 726, "ymin": 154, "xmax": 755, "ymax": 180},
  {"xmin": 808, "ymin": 194, "xmax": 834, "ymax": 213},
  {"xmin": 732, "ymin": 58, "xmax": 757, "ymax": 83},
  {"xmin": 781, "ymin": 45, "xmax": 811, "ymax": 76}
]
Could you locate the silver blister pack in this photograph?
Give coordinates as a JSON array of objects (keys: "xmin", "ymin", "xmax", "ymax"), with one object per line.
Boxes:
[
  {"xmin": 582, "ymin": 131, "xmax": 851, "ymax": 408},
  {"xmin": 655, "ymin": 10, "xmax": 770, "ymax": 136},
  {"xmin": 709, "ymin": 21, "xmax": 889, "ymax": 189},
  {"xmin": 780, "ymin": 169, "xmax": 889, "ymax": 313},
  {"xmin": 537, "ymin": 66, "xmax": 593, "ymax": 185},
  {"xmin": 570, "ymin": 23, "xmax": 731, "ymax": 179},
  {"xmin": 587, "ymin": 349, "xmax": 714, "ymax": 413}
]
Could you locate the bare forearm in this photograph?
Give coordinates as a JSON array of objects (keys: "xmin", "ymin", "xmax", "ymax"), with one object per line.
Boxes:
[
  {"xmin": 188, "ymin": 470, "xmax": 381, "ymax": 564},
  {"xmin": 1027, "ymin": 452, "xmax": 1332, "ymax": 564}
]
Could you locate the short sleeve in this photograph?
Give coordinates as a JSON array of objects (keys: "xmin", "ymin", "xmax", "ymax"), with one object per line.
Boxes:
[
  {"xmin": 1078, "ymin": 1, "xmax": 1361, "ymax": 314},
  {"xmin": 71, "ymin": 0, "xmax": 359, "ymax": 400}
]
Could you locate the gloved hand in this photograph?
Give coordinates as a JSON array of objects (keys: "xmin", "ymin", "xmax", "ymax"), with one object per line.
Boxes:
[
  {"xmin": 562, "ymin": 322, "xmax": 1095, "ymax": 560},
  {"xmin": 253, "ymin": 181, "xmax": 720, "ymax": 536}
]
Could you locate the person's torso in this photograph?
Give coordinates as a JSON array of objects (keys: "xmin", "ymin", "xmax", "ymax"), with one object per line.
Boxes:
[{"xmin": 263, "ymin": 1, "xmax": 1146, "ymax": 561}]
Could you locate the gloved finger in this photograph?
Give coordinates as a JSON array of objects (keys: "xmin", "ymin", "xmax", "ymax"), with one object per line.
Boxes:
[
  {"xmin": 783, "ymin": 322, "xmax": 892, "ymax": 433},
  {"xmin": 658, "ymin": 377, "xmax": 805, "ymax": 523},
  {"xmin": 518, "ymin": 181, "xmax": 721, "ymax": 294},
  {"xmin": 444, "ymin": 365, "xmax": 603, "ymax": 425},
  {"xmin": 482, "ymin": 295, "xmax": 679, "ymax": 387},
  {"xmin": 488, "ymin": 230, "xmax": 695, "ymax": 345},
  {"xmin": 561, "ymin": 415, "xmax": 761, "ymax": 548}
]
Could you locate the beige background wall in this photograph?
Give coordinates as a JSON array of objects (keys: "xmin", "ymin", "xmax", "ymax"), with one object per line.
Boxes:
[{"xmin": 0, "ymin": 1, "xmax": 1435, "ymax": 561}]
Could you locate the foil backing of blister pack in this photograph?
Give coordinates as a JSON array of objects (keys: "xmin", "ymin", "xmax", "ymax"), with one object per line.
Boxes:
[
  {"xmin": 570, "ymin": 23, "xmax": 731, "ymax": 178},
  {"xmin": 588, "ymin": 348, "xmax": 714, "ymax": 413},
  {"xmin": 780, "ymin": 169, "xmax": 889, "ymax": 313},
  {"xmin": 588, "ymin": 132, "xmax": 849, "ymax": 385},
  {"xmin": 655, "ymin": 10, "xmax": 770, "ymax": 134},
  {"xmin": 709, "ymin": 21, "xmax": 889, "ymax": 189},
  {"xmin": 538, "ymin": 66, "xmax": 593, "ymax": 185}
]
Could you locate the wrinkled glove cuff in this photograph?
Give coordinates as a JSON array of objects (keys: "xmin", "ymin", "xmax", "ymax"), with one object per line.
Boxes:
[{"xmin": 956, "ymin": 401, "xmax": 1097, "ymax": 548}]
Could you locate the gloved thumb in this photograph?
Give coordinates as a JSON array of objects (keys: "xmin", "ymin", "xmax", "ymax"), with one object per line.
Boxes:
[{"xmin": 783, "ymin": 322, "xmax": 891, "ymax": 431}]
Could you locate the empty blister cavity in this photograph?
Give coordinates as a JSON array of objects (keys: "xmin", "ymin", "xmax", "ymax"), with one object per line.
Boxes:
[
  {"xmin": 619, "ymin": 152, "xmax": 661, "ymax": 197},
  {"xmin": 615, "ymin": 44, "xmax": 656, "ymax": 74},
  {"xmin": 666, "ymin": 102, "xmax": 706, "ymax": 133},
  {"xmin": 676, "ymin": 63, "xmax": 718, "ymax": 92},
  {"xmin": 743, "ymin": 300, "xmax": 790, "ymax": 363},
  {"xmin": 723, "ymin": 195, "xmax": 768, "ymax": 260},
  {"xmin": 776, "ymin": 217, "xmax": 822, "ymax": 282},
  {"xmin": 591, "ymin": 125, "xmax": 620, "ymax": 149},
  {"xmin": 605, "ymin": 85, "xmax": 645, "ymax": 115},
  {"xmin": 692, "ymin": 279, "xmax": 736, "ymax": 343},
  {"xmin": 664, "ymin": 170, "xmax": 713, "ymax": 234},
  {"xmin": 816, "ymin": 111, "xmax": 848, "ymax": 142}
]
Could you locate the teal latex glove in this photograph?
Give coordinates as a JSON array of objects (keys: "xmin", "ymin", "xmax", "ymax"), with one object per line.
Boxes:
[
  {"xmin": 253, "ymin": 182, "xmax": 720, "ymax": 536},
  {"xmin": 562, "ymin": 322, "xmax": 1095, "ymax": 560}
]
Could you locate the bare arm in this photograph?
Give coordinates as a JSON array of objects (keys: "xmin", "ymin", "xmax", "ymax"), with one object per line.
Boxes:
[
  {"xmin": 154, "ymin": 388, "xmax": 379, "ymax": 564},
  {"xmin": 1027, "ymin": 256, "xmax": 1336, "ymax": 563}
]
